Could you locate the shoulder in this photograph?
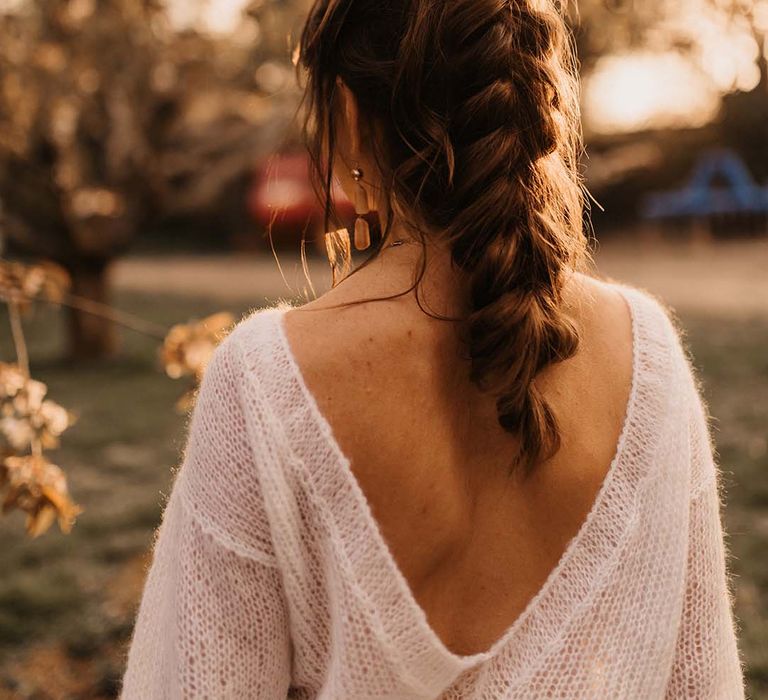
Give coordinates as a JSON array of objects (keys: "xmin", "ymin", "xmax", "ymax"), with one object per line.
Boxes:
[
  {"xmin": 581, "ymin": 275, "xmax": 717, "ymax": 483},
  {"xmin": 176, "ymin": 304, "xmax": 298, "ymax": 562},
  {"xmin": 200, "ymin": 301, "xmax": 297, "ymax": 396},
  {"xmin": 581, "ymin": 273, "xmax": 692, "ymax": 364},
  {"xmin": 182, "ymin": 306, "xmax": 288, "ymax": 469},
  {"xmin": 591, "ymin": 274, "xmax": 683, "ymax": 340},
  {"xmin": 589, "ymin": 274, "xmax": 708, "ymax": 418},
  {"xmin": 190, "ymin": 299, "xmax": 318, "ymax": 458},
  {"xmin": 573, "ymin": 273, "xmax": 709, "ymax": 412},
  {"xmin": 227, "ymin": 301, "xmax": 296, "ymax": 357},
  {"xmin": 183, "ymin": 300, "xmax": 299, "ymax": 473},
  {"xmin": 572, "ymin": 272, "xmax": 675, "ymax": 334},
  {"xmin": 566, "ymin": 272, "xmax": 635, "ymax": 351}
]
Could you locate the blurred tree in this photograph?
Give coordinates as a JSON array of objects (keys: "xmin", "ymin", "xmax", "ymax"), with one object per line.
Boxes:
[
  {"xmin": 572, "ymin": 0, "xmax": 768, "ymax": 225},
  {"xmin": 718, "ymin": 20, "xmax": 768, "ymax": 181},
  {"xmin": 0, "ymin": 0, "xmax": 173, "ymax": 358},
  {"xmin": 569, "ymin": 0, "xmax": 661, "ymax": 70},
  {"xmin": 571, "ymin": 0, "xmax": 768, "ymax": 75},
  {"xmin": 0, "ymin": 0, "xmax": 301, "ymax": 359},
  {"xmin": 153, "ymin": 0, "xmax": 300, "ymax": 230}
]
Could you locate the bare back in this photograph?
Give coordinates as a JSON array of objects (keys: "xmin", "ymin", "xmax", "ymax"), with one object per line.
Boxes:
[{"xmin": 283, "ymin": 269, "xmax": 634, "ymax": 658}]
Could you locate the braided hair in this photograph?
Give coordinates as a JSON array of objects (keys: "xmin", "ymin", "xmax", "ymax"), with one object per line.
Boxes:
[{"xmin": 298, "ymin": 0, "xmax": 593, "ymax": 476}]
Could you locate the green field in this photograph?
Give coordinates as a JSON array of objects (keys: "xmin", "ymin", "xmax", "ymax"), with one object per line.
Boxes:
[{"xmin": 0, "ymin": 291, "xmax": 765, "ymax": 698}]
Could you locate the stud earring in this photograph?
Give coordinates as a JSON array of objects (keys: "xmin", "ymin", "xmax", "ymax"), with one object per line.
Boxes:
[{"xmin": 351, "ymin": 167, "xmax": 371, "ymax": 251}]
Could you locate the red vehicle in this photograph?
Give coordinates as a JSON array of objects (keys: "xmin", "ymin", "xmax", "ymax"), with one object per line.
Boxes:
[{"xmin": 246, "ymin": 151, "xmax": 356, "ymax": 254}]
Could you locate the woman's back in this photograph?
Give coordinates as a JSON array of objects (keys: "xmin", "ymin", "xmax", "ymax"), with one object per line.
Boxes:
[
  {"xmin": 120, "ymin": 0, "xmax": 744, "ymax": 692},
  {"xmin": 282, "ymin": 267, "xmax": 634, "ymax": 659},
  {"xmin": 121, "ymin": 274, "xmax": 745, "ymax": 699}
]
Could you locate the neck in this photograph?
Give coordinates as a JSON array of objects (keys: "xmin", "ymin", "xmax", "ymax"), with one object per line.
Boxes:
[{"xmin": 336, "ymin": 222, "xmax": 472, "ymax": 319}]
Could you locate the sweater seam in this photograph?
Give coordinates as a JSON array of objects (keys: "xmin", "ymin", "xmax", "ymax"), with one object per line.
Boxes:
[{"xmin": 177, "ymin": 487, "xmax": 280, "ymax": 568}]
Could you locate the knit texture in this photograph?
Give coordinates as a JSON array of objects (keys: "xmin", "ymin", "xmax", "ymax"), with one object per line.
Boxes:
[{"xmin": 120, "ymin": 281, "xmax": 745, "ymax": 699}]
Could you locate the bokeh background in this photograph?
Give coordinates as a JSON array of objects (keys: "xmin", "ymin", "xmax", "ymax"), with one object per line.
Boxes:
[{"xmin": 0, "ymin": 0, "xmax": 766, "ymax": 698}]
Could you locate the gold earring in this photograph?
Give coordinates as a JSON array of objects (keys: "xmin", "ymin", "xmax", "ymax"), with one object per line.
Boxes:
[{"xmin": 351, "ymin": 167, "xmax": 371, "ymax": 251}]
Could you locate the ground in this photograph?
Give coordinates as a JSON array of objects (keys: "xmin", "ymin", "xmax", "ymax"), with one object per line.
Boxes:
[{"xmin": 0, "ymin": 237, "xmax": 766, "ymax": 699}]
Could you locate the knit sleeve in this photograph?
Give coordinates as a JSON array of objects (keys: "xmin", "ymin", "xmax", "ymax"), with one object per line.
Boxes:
[
  {"xmin": 120, "ymin": 329, "xmax": 292, "ymax": 699},
  {"xmin": 665, "ymin": 360, "xmax": 744, "ymax": 699}
]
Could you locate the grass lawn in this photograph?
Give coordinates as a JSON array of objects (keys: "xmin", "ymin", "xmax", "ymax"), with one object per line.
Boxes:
[{"xmin": 0, "ymin": 291, "xmax": 765, "ymax": 698}]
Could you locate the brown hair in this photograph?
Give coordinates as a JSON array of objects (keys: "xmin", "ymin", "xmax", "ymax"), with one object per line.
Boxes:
[{"xmin": 296, "ymin": 0, "xmax": 593, "ymax": 476}]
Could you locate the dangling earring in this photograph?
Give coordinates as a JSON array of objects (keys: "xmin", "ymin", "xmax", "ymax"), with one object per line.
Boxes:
[{"xmin": 351, "ymin": 167, "xmax": 371, "ymax": 251}]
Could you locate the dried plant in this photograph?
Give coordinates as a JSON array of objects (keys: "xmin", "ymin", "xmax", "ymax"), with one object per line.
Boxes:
[
  {"xmin": 0, "ymin": 258, "xmax": 237, "ymax": 537},
  {"xmin": 0, "ymin": 363, "xmax": 80, "ymax": 537},
  {"xmin": 1, "ymin": 454, "xmax": 83, "ymax": 538},
  {"xmin": 0, "ymin": 260, "xmax": 71, "ymax": 311},
  {"xmin": 0, "ymin": 258, "xmax": 82, "ymax": 537},
  {"xmin": 160, "ymin": 312, "xmax": 236, "ymax": 412},
  {"xmin": 0, "ymin": 363, "xmax": 77, "ymax": 452}
]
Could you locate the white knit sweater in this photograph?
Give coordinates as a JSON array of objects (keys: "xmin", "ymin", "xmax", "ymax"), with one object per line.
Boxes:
[{"xmin": 120, "ymin": 281, "xmax": 745, "ymax": 699}]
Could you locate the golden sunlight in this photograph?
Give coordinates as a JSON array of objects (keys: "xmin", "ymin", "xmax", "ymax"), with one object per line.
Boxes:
[
  {"xmin": 584, "ymin": 1, "xmax": 766, "ymax": 135},
  {"xmin": 583, "ymin": 51, "xmax": 721, "ymax": 134},
  {"xmin": 167, "ymin": 0, "xmax": 250, "ymax": 34},
  {"xmin": 0, "ymin": 0, "xmax": 24, "ymax": 11}
]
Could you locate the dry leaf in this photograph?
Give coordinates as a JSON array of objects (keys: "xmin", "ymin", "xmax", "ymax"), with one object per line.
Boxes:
[
  {"xmin": 1, "ymin": 455, "xmax": 83, "ymax": 537},
  {"xmin": 160, "ymin": 312, "xmax": 235, "ymax": 412},
  {"xmin": 38, "ymin": 262, "xmax": 71, "ymax": 304},
  {"xmin": 0, "ymin": 362, "xmax": 27, "ymax": 397},
  {"xmin": 0, "ymin": 259, "xmax": 71, "ymax": 309},
  {"xmin": 0, "ymin": 365, "xmax": 75, "ymax": 453},
  {"xmin": 0, "ymin": 416, "xmax": 35, "ymax": 451}
]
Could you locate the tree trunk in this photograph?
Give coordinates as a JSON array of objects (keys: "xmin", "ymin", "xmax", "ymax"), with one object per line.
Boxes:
[{"xmin": 67, "ymin": 260, "xmax": 119, "ymax": 360}]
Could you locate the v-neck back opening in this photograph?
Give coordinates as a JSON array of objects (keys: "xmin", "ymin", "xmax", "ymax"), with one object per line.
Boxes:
[{"xmin": 249, "ymin": 280, "xmax": 676, "ymax": 685}]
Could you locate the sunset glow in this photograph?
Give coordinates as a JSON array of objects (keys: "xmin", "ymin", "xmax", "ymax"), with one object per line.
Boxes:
[
  {"xmin": 584, "ymin": 52, "xmax": 722, "ymax": 134},
  {"xmin": 2, "ymin": 0, "xmax": 765, "ymax": 136},
  {"xmin": 584, "ymin": 1, "xmax": 767, "ymax": 134},
  {"xmin": 167, "ymin": 0, "xmax": 249, "ymax": 35}
]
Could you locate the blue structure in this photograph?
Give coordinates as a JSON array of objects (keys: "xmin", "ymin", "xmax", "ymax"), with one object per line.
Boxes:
[{"xmin": 642, "ymin": 149, "xmax": 768, "ymax": 221}]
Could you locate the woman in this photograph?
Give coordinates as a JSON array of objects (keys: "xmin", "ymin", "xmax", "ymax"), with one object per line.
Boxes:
[{"xmin": 120, "ymin": 0, "xmax": 745, "ymax": 697}]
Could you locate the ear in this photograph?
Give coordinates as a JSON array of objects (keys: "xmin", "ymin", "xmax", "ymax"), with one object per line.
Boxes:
[{"xmin": 336, "ymin": 77, "xmax": 362, "ymax": 158}]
